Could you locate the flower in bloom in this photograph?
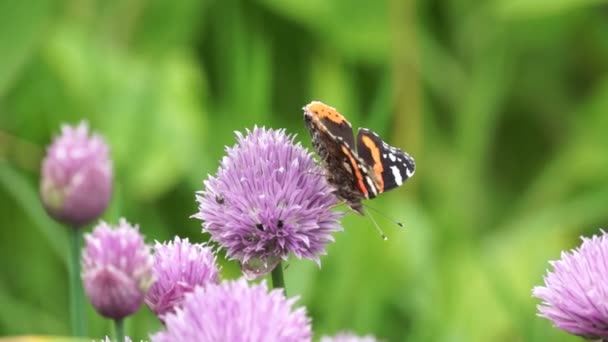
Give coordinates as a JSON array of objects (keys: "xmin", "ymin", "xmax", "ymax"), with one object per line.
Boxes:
[
  {"xmin": 40, "ymin": 121, "xmax": 113, "ymax": 227},
  {"xmin": 151, "ymin": 279, "xmax": 311, "ymax": 342},
  {"xmin": 532, "ymin": 230, "xmax": 608, "ymax": 339},
  {"xmin": 193, "ymin": 127, "xmax": 343, "ymax": 279},
  {"xmin": 320, "ymin": 332, "xmax": 379, "ymax": 342},
  {"xmin": 82, "ymin": 219, "xmax": 153, "ymax": 320},
  {"xmin": 145, "ymin": 237, "xmax": 220, "ymax": 319}
]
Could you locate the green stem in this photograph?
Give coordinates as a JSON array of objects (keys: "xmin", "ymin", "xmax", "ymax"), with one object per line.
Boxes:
[
  {"xmin": 70, "ymin": 228, "xmax": 86, "ymax": 336},
  {"xmin": 115, "ymin": 318, "xmax": 125, "ymax": 342},
  {"xmin": 271, "ymin": 262, "xmax": 285, "ymax": 293}
]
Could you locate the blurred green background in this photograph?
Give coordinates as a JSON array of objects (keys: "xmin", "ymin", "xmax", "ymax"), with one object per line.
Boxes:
[{"xmin": 1, "ymin": 0, "xmax": 608, "ymax": 341}]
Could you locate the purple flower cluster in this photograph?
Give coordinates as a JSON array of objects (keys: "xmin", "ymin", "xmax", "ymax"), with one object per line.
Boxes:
[
  {"xmin": 151, "ymin": 279, "xmax": 311, "ymax": 342},
  {"xmin": 40, "ymin": 122, "xmax": 112, "ymax": 227},
  {"xmin": 194, "ymin": 127, "xmax": 343, "ymax": 279},
  {"xmin": 145, "ymin": 237, "xmax": 220, "ymax": 319},
  {"xmin": 82, "ymin": 219, "xmax": 153, "ymax": 319},
  {"xmin": 39, "ymin": 122, "xmax": 366, "ymax": 340},
  {"xmin": 141, "ymin": 234, "xmax": 375, "ymax": 342},
  {"xmin": 533, "ymin": 230, "xmax": 608, "ymax": 339}
]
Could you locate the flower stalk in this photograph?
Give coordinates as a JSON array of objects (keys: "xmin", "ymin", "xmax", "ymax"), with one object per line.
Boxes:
[
  {"xmin": 69, "ymin": 227, "xmax": 86, "ymax": 336},
  {"xmin": 115, "ymin": 318, "xmax": 125, "ymax": 342},
  {"xmin": 271, "ymin": 262, "xmax": 285, "ymax": 292}
]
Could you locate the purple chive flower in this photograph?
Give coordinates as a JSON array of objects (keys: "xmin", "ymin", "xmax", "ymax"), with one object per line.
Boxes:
[
  {"xmin": 145, "ymin": 237, "xmax": 220, "ymax": 319},
  {"xmin": 151, "ymin": 278, "xmax": 311, "ymax": 342},
  {"xmin": 533, "ymin": 230, "xmax": 608, "ymax": 339},
  {"xmin": 320, "ymin": 332, "xmax": 379, "ymax": 342},
  {"xmin": 193, "ymin": 127, "xmax": 343, "ymax": 279},
  {"xmin": 82, "ymin": 219, "xmax": 153, "ymax": 320},
  {"xmin": 40, "ymin": 121, "xmax": 112, "ymax": 227}
]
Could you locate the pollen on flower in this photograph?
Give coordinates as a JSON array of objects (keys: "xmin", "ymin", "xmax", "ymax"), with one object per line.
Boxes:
[{"xmin": 193, "ymin": 127, "xmax": 343, "ymax": 279}]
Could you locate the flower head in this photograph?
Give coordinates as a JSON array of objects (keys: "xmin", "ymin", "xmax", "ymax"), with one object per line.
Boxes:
[
  {"xmin": 533, "ymin": 230, "xmax": 608, "ymax": 339},
  {"xmin": 193, "ymin": 127, "xmax": 343, "ymax": 279},
  {"xmin": 40, "ymin": 121, "xmax": 112, "ymax": 227},
  {"xmin": 145, "ymin": 237, "xmax": 220, "ymax": 319},
  {"xmin": 320, "ymin": 332, "xmax": 379, "ymax": 342},
  {"xmin": 82, "ymin": 218, "xmax": 153, "ymax": 320},
  {"xmin": 151, "ymin": 279, "xmax": 311, "ymax": 342}
]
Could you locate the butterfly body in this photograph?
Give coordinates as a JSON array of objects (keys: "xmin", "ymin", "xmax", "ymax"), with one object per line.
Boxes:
[{"xmin": 303, "ymin": 101, "xmax": 415, "ymax": 214}]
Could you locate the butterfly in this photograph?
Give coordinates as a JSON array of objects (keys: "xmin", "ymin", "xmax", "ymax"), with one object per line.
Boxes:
[{"xmin": 303, "ymin": 101, "xmax": 415, "ymax": 215}]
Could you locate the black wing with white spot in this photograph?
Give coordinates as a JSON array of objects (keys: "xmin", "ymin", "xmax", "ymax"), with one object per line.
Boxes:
[{"xmin": 356, "ymin": 128, "xmax": 415, "ymax": 193}]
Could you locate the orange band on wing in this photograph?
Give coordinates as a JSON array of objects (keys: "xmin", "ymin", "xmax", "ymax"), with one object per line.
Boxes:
[
  {"xmin": 341, "ymin": 145, "xmax": 368, "ymax": 197},
  {"xmin": 305, "ymin": 101, "xmax": 347, "ymax": 124},
  {"xmin": 361, "ymin": 135, "xmax": 384, "ymax": 192}
]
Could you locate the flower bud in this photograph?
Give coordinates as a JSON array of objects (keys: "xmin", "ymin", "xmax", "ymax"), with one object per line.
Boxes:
[
  {"xmin": 145, "ymin": 237, "xmax": 220, "ymax": 319},
  {"xmin": 82, "ymin": 219, "xmax": 153, "ymax": 320},
  {"xmin": 40, "ymin": 122, "xmax": 112, "ymax": 227}
]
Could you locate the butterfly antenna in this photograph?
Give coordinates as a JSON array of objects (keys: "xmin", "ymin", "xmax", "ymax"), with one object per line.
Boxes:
[
  {"xmin": 363, "ymin": 204, "xmax": 404, "ymax": 228},
  {"xmin": 366, "ymin": 210, "xmax": 388, "ymax": 241}
]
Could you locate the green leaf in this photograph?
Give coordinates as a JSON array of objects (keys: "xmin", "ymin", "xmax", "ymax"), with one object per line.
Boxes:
[
  {"xmin": 497, "ymin": 0, "xmax": 605, "ymax": 19},
  {"xmin": 0, "ymin": 163, "xmax": 68, "ymax": 265},
  {"xmin": 0, "ymin": 0, "xmax": 54, "ymax": 98},
  {"xmin": 258, "ymin": 0, "xmax": 390, "ymax": 62}
]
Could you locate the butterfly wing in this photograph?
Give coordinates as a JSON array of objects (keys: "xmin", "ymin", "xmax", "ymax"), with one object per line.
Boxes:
[
  {"xmin": 356, "ymin": 128, "xmax": 415, "ymax": 194},
  {"xmin": 303, "ymin": 101, "xmax": 355, "ymax": 149},
  {"xmin": 303, "ymin": 101, "xmax": 376, "ymax": 213}
]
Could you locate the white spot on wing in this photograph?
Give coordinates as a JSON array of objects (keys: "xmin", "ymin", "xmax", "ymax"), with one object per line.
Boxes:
[
  {"xmin": 389, "ymin": 154, "xmax": 396, "ymax": 162},
  {"xmin": 406, "ymin": 167, "xmax": 415, "ymax": 177},
  {"xmin": 391, "ymin": 166, "xmax": 403, "ymax": 186},
  {"xmin": 366, "ymin": 176, "xmax": 377, "ymax": 196}
]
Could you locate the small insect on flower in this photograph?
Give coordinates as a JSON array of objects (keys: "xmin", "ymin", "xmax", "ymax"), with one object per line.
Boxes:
[
  {"xmin": 303, "ymin": 101, "xmax": 415, "ymax": 215},
  {"xmin": 193, "ymin": 127, "xmax": 343, "ymax": 279}
]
